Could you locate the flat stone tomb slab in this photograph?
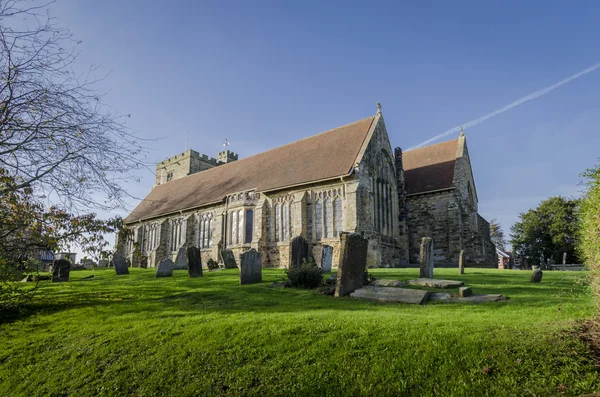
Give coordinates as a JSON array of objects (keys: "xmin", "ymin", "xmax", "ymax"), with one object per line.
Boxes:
[
  {"xmin": 350, "ymin": 286, "xmax": 430, "ymax": 305},
  {"xmin": 369, "ymin": 279, "xmax": 407, "ymax": 288},
  {"xmin": 455, "ymin": 294, "xmax": 508, "ymax": 303},
  {"xmin": 407, "ymin": 278, "xmax": 464, "ymax": 289}
]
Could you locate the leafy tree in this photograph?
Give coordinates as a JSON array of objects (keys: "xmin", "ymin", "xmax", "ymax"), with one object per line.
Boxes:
[
  {"xmin": 510, "ymin": 196, "xmax": 580, "ymax": 267},
  {"xmin": 489, "ymin": 219, "xmax": 506, "ymax": 250},
  {"xmin": 578, "ymin": 163, "xmax": 600, "ymax": 304}
]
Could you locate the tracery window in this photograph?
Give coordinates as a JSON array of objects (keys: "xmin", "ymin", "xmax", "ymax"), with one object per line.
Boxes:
[
  {"xmin": 170, "ymin": 218, "xmax": 186, "ymax": 251},
  {"xmin": 272, "ymin": 196, "xmax": 295, "ymax": 243},
  {"xmin": 315, "ymin": 199, "xmax": 323, "ymax": 240},
  {"xmin": 333, "ymin": 197, "xmax": 342, "ymax": 236},
  {"xmin": 197, "ymin": 212, "xmax": 213, "ymax": 249},
  {"xmin": 228, "ymin": 209, "xmax": 253, "ymax": 246},
  {"xmin": 143, "ymin": 223, "xmax": 161, "ymax": 252},
  {"xmin": 372, "ymin": 150, "xmax": 396, "ymax": 237},
  {"xmin": 308, "ymin": 189, "xmax": 343, "ymax": 241}
]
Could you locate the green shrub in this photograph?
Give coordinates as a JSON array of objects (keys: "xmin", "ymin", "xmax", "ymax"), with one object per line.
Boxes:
[
  {"xmin": 579, "ymin": 164, "xmax": 600, "ymax": 308},
  {"xmin": 285, "ymin": 259, "xmax": 323, "ymax": 289}
]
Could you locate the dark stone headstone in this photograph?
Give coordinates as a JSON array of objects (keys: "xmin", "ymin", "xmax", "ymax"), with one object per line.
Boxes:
[
  {"xmin": 458, "ymin": 250, "xmax": 465, "ymax": 275},
  {"xmin": 334, "ymin": 233, "xmax": 368, "ymax": 297},
  {"xmin": 52, "ymin": 259, "xmax": 71, "ymax": 282},
  {"xmin": 458, "ymin": 286, "xmax": 472, "ymax": 297},
  {"xmin": 419, "ymin": 237, "xmax": 434, "ymax": 279},
  {"xmin": 221, "ymin": 249, "xmax": 237, "ymax": 269},
  {"xmin": 174, "ymin": 247, "xmax": 188, "ymax": 270},
  {"xmin": 530, "ymin": 269, "xmax": 543, "ymax": 283},
  {"xmin": 187, "ymin": 246, "xmax": 203, "ymax": 278},
  {"xmin": 206, "ymin": 258, "xmax": 219, "ymax": 270},
  {"xmin": 321, "ymin": 245, "xmax": 333, "ymax": 273},
  {"xmin": 239, "ymin": 249, "xmax": 262, "ymax": 285},
  {"xmin": 156, "ymin": 259, "xmax": 174, "ymax": 277},
  {"xmin": 113, "ymin": 253, "xmax": 129, "ymax": 275},
  {"xmin": 290, "ymin": 236, "xmax": 310, "ymax": 269}
]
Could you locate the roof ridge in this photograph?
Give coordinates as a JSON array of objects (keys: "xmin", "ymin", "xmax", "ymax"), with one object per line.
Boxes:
[{"xmin": 154, "ymin": 115, "xmax": 376, "ymax": 186}]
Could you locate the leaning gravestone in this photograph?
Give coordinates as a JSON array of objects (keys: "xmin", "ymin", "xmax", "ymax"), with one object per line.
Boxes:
[
  {"xmin": 113, "ymin": 253, "xmax": 129, "ymax": 275},
  {"xmin": 290, "ymin": 236, "xmax": 310, "ymax": 268},
  {"xmin": 174, "ymin": 247, "xmax": 188, "ymax": 270},
  {"xmin": 221, "ymin": 249, "xmax": 237, "ymax": 269},
  {"xmin": 239, "ymin": 249, "xmax": 262, "ymax": 285},
  {"xmin": 52, "ymin": 259, "xmax": 71, "ymax": 282},
  {"xmin": 419, "ymin": 237, "xmax": 434, "ymax": 279},
  {"xmin": 156, "ymin": 258, "xmax": 174, "ymax": 277},
  {"xmin": 335, "ymin": 233, "xmax": 368, "ymax": 297},
  {"xmin": 458, "ymin": 250, "xmax": 465, "ymax": 275},
  {"xmin": 321, "ymin": 245, "xmax": 333, "ymax": 273},
  {"xmin": 206, "ymin": 258, "xmax": 219, "ymax": 270},
  {"xmin": 530, "ymin": 268, "xmax": 543, "ymax": 283},
  {"xmin": 187, "ymin": 246, "xmax": 203, "ymax": 278}
]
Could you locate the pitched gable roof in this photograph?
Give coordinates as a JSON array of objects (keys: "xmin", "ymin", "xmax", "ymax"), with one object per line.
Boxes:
[
  {"xmin": 125, "ymin": 116, "xmax": 376, "ymax": 223},
  {"xmin": 403, "ymin": 139, "xmax": 458, "ymax": 195}
]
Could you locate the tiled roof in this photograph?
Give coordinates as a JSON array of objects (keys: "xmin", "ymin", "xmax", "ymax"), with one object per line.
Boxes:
[
  {"xmin": 125, "ymin": 116, "xmax": 376, "ymax": 223},
  {"xmin": 403, "ymin": 139, "xmax": 458, "ymax": 195}
]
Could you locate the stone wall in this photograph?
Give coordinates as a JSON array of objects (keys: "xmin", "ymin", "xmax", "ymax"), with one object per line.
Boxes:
[{"xmin": 355, "ymin": 113, "xmax": 403, "ymax": 267}]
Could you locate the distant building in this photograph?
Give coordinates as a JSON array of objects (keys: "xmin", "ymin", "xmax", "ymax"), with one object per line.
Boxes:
[
  {"xmin": 497, "ymin": 248, "xmax": 512, "ymax": 269},
  {"xmin": 55, "ymin": 252, "xmax": 77, "ymax": 264}
]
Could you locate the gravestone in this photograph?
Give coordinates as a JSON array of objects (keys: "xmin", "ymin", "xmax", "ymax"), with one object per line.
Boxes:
[
  {"xmin": 221, "ymin": 249, "xmax": 237, "ymax": 269},
  {"xmin": 530, "ymin": 269, "xmax": 543, "ymax": 283},
  {"xmin": 52, "ymin": 259, "xmax": 71, "ymax": 282},
  {"xmin": 290, "ymin": 236, "xmax": 310, "ymax": 268},
  {"xmin": 206, "ymin": 258, "xmax": 219, "ymax": 270},
  {"xmin": 459, "ymin": 286, "xmax": 473, "ymax": 297},
  {"xmin": 335, "ymin": 233, "xmax": 368, "ymax": 297},
  {"xmin": 174, "ymin": 247, "xmax": 188, "ymax": 270},
  {"xmin": 140, "ymin": 256, "xmax": 148, "ymax": 269},
  {"xmin": 458, "ymin": 250, "xmax": 464, "ymax": 275},
  {"xmin": 239, "ymin": 249, "xmax": 262, "ymax": 285},
  {"xmin": 563, "ymin": 252, "xmax": 567, "ymax": 265},
  {"xmin": 113, "ymin": 253, "xmax": 129, "ymax": 275},
  {"xmin": 419, "ymin": 237, "xmax": 434, "ymax": 279},
  {"xmin": 97, "ymin": 259, "xmax": 108, "ymax": 268},
  {"xmin": 156, "ymin": 258, "xmax": 174, "ymax": 277},
  {"xmin": 321, "ymin": 245, "xmax": 333, "ymax": 273},
  {"xmin": 187, "ymin": 246, "xmax": 203, "ymax": 278}
]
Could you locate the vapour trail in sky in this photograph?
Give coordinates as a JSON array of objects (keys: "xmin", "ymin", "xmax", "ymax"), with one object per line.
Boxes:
[{"xmin": 408, "ymin": 62, "xmax": 600, "ymax": 150}]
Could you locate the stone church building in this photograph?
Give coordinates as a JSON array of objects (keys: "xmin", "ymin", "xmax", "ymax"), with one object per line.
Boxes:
[{"xmin": 120, "ymin": 107, "xmax": 496, "ymax": 269}]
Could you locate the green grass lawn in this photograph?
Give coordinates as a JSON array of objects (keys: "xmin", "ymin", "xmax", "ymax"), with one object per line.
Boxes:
[{"xmin": 1, "ymin": 268, "xmax": 598, "ymax": 396}]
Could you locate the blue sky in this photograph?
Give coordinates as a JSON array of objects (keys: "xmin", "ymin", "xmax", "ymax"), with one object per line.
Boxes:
[{"xmin": 50, "ymin": 0, "xmax": 600, "ymax": 245}]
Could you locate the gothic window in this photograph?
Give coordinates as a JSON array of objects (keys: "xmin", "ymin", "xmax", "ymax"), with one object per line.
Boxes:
[
  {"xmin": 282, "ymin": 202, "xmax": 289, "ymax": 241},
  {"xmin": 245, "ymin": 210, "xmax": 253, "ymax": 244},
  {"xmin": 289, "ymin": 202, "xmax": 295, "ymax": 237},
  {"xmin": 306, "ymin": 201, "xmax": 313, "ymax": 240},
  {"xmin": 373, "ymin": 150, "xmax": 396, "ymax": 237},
  {"xmin": 315, "ymin": 199, "xmax": 323, "ymax": 240},
  {"xmin": 266, "ymin": 203, "xmax": 272, "ymax": 243},
  {"xmin": 170, "ymin": 219, "xmax": 185, "ymax": 251},
  {"xmin": 231, "ymin": 211, "xmax": 239, "ymax": 245},
  {"xmin": 333, "ymin": 197, "xmax": 342, "ymax": 236},
  {"xmin": 238, "ymin": 210, "xmax": 244, "ymax": 244},
  {"xmin": 274, "ymin": 204, "xmax": 281, "ymax": 242},
  {"xmin": 198, "ymin": 213, "xmax": 213, "ymax": 249},
  {"xmin": 324, "ymin": 197, "xmax": 333, "ymax": 238}
]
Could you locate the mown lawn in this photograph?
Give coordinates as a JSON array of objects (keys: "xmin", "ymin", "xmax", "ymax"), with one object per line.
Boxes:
[{"xmin": 1, "ymin": 267, "xmax": 598, "ymax": 396}]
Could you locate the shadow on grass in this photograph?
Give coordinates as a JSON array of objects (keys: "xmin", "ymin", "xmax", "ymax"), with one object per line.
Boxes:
[{"xmin": 1, "ymin": 268, "xmax": 589, "ymax": 325}]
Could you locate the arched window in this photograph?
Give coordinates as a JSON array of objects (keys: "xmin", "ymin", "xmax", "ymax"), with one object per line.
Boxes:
[
  {"xmin": 274, "ymin": 203, "xmax": 281, "ymax": 242},
  {"xmin": 231, "ymin": 211, "xmax": 239, "ymax": 245},
  {"xmin": 306, "ymin": 201, "xmax": 313, "ymax": 240},
  {"xmin": 373, "ymin": 150, "xmax": 396, "ymax": 237},
  {"xmin": 315, "ymin": 199, "xmax": 323, "ymax": 240},
  {"xmin": 324, "ymin": 197, "xmax": 333, "ymax": 238},
  {"xmin": 289, "ymin": 202, "xmax": 295, "ymax": 237},
  {"xmin": 282, "ymin": 202, "xmax": 289, "ymax": 241},
  {"xmin": 238, "ymin": 210, "xmax": 244, "ymax": 244},
  {"xmin": 333, "ymin": 197, "xmax": 342, "ymax": 236}
]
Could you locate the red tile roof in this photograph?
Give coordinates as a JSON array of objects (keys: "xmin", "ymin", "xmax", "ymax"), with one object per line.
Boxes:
[
  {"xmin": 403, "ymin": 139, "xmax": 458, "ymax": 195},
  {"xmin": 125, "ymin": 116, "xmax": 376, "ymax": 223}
]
